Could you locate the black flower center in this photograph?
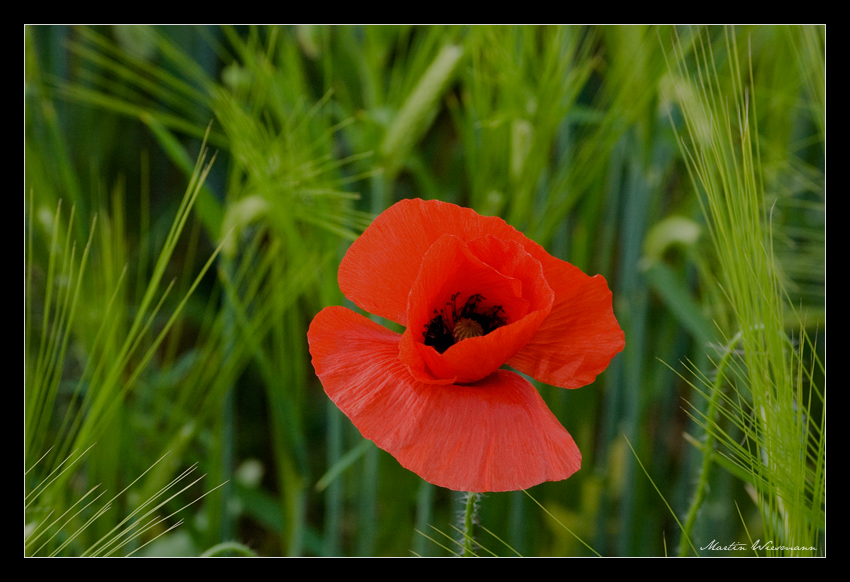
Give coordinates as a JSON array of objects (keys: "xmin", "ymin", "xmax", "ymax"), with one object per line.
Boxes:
[{"xmin": 422, "ymin": 292, "xmax": 507, "ymax": 354}]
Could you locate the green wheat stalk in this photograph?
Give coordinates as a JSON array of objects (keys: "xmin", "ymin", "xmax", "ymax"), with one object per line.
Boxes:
[{"xmin": 664, "ymin": 26, "xmax": 824, "ymax": 556}]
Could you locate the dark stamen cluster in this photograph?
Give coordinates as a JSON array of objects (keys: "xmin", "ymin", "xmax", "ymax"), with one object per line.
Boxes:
[{"xmin": 423, "ymin": 292, "xmax": 507, "ymax": 353}]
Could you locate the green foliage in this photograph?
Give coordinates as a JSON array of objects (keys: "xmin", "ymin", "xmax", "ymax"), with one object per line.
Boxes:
[{"xmin": 25, "ymin": 25, "xmax": 824, "ymax": 556}]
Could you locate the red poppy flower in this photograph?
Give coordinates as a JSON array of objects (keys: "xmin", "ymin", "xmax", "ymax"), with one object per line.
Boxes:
[{"xmin": 308, "ymin": 198, "xmax": 624, "ymax": 492}]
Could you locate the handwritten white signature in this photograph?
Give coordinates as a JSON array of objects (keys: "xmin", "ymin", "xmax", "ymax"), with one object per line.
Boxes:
[{"xmin": 701, "ymin": 539, "xmax": 817, "ymax": 552}]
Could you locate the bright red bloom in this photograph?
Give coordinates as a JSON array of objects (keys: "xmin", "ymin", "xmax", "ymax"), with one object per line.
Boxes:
[{"xmin": 308, "ymin": 199, "xmax": 624, "ymax": 492}]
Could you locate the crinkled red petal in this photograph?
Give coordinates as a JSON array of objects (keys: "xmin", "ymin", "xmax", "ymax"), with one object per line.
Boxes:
[
  {"xmin": 308, "ymin": 306, "xmax": 582, "ymax": 492},
  {"xmin": 338, "ymin": 198, "xmax": 547, "ymax": 326},
  {"xmin": 508, "ymin": 270, "xmax": 624, "ymax": 389}
]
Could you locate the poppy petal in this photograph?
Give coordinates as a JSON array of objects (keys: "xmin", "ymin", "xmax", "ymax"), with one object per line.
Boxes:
[
  {"xmin": 338, "ymin": 198, "xmax": 541, "ymax": 326},
  {"xmin": 308, "ymin": 305, "xmax": 582, "ymax": 492},
  {"xmin": 509, "ymin": 270, "xmax": 624, "ymax": 389}
]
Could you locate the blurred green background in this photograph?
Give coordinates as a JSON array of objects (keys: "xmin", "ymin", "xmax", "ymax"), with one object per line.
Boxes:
[{"xmin": 24, "ymin": 25, "xmax": 824, "ymax": 557}]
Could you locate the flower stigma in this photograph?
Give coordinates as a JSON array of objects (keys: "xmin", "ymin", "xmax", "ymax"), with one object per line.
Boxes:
[
  {"xmin": 423, "ymin": 292, "xmax": 507, "ymax": 353},
  {"xmin": 452, "ymin": 318, "xmax": 483, "ymax": 342}
]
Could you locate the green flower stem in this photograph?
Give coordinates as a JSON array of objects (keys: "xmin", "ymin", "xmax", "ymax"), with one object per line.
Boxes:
[
  {"xmin": 678, "ymin": 331, "xmax": 743, "ymax": 556},
  {"xmin": 462, "ymin": 492, "xmax": 479, "ymax": 557}
]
